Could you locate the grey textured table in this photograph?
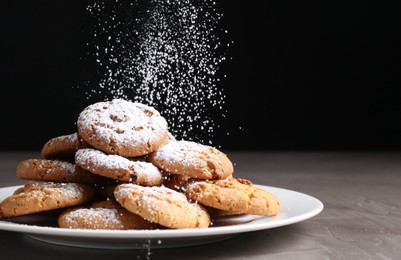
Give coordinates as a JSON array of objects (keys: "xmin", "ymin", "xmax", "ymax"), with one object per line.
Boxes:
[{"xmin": 1, "ymin": 151, "xmax": 400, "ymax": 259}]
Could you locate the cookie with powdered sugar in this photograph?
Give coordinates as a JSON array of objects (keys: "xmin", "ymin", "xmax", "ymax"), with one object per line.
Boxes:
[
  {"xmin": 75, "ymin": 148, "xmax": 163, "ymax": 186},
  {"xmin": 41, "ymin": 132, "xmax": 91, "ymax": 160},
  {"xmin": 148, "ymin": 139, "xmax": 234, "ymax": 180},
  {"xmin": 0, "ymin": 181, "xmax": 96, "ymax": 219},
  {"xmin": 58, "ymin": 199, "xmax": 159, "ymax": 230},
  {"xmin": 77, "ymin": 99, "xmax": 170, "ymax": 157},
  {"xmin": 16, "ymin": 158, "xmax": 111, "ymax": 185},
  {"xmin": 114, "ymin": 183, "xmax": 210, "ymax": 229}
]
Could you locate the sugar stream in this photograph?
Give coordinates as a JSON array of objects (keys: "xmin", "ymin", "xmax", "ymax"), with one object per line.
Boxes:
[{"xmin": 81, "ymin": 0, "xmax": 231, "ymax": 146}]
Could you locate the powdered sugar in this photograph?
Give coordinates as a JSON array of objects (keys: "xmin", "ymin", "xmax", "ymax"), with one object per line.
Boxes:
[
  {"xmin": 62, "ymin": 208, "xmax": 123, "ymax": 229},
  {"xmin": 77, "ymin": 99, "xmax": 168, "ymax": 147},
  {"xmin": 131, "ymin": 161, "xmax": 162, "ymax": 181},
  {"xmin": 55, "ymin": 133, "xmax": 79, "ymax": 143},
  {"xmin": 75, "ymin": 148, "xmax": 162, "ymax": 185},
  {"xmin": 152, "ymin": 139, "xmax": 211, "ymax": 167},
  {"xmin": 75, "ymin": 148, "xmax": 132, "ymax": 170},
  {"xmin": 115, "ymin": 184, "xmax": 187, "ymax": 203},
  {"xmin": 25, "ymin": 183, "xmax": 85, "ymax": 201},
  {"xmin": 51, "ymin": 161, "xmax": 77, "ymax": 174},
  {"xmin": 27, "ymin": 160, "xmax": 76, "ymax": 175},
  {"xmin": 47, "ymin": 183, "xmax": 85, "ymax": 198}
]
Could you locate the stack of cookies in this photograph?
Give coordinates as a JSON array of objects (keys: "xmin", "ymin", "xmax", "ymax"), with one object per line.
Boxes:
[{"xmin": 0, "ymin": 99, "xmax": 280, "ymax": 230}]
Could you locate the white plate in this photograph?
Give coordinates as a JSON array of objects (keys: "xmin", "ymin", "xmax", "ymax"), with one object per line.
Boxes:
[{"xmin": 0, "ymin": 184, "xmax": 323, "ymax": 249}]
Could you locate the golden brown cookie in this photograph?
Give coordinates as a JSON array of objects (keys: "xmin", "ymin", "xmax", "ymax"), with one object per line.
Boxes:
[
  {"xmin": 185, "ymin": 178, "xmax": 281, "ymax": 216},
  {"xmin": 58, "ymin": 199, "xmax": 159, "ymax": 230},
  {"xmin": 0, "ymin": 181, "xmax": 96, "ymax": 219},
  {"xmin": 75, "ymin": 148, "xmax": 163, "ymax": 186},
  {"xmin": 185, "ymin": 177, "xmax": 248, "ymax": 212},
  {"xmin": 41, "ymin": 132, "xmax": 91, "ymax": 160},
  {"xmin": 114, "ymin": 183, "xmax": 210, "ymax": 229},
  {"xmin": 16, "ymin": 158, "xmax": 111, "ymax": 185},
  {"xmin": 77, "ymin": 99, "xmax": 170, "ymax": 157},
  {"xmin": 148, "ymin": 140, "xmax": 234, "ymax": 180},
  {"xmin": 236, "ymin": 178, "xmax": 281, "ymax": 215}
]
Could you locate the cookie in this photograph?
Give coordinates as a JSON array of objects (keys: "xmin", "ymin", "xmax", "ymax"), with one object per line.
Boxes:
[
  {"xmin": 0, "ymin": 181, "xmax": 96, "ymax": 219},
  {"xmin": 114, "ymin": 183, "xmax": 210, "ymax": 229},
  {"xmin": 41, "ymin": 132, "xmax": 91, "ymax": 160},
  {"xmin": 58, "ymin": 199, "xmax": 159, "ymax": 230},
  {"xmin": 235, "ymin": 178, "xmax": 281, "ymax": 215},
  {"xmin": 185, "ymin": 177, "xmax": 248, "ymax": 212},
  {"xmin": 75, "ymin": 148, "xmax": 163, "ymax": 186},
  {"xmin": 77, "ymin": 99, "xmax": 170, "ymax": 157},
  {"xmin": 148, "ymin": 140, "xmax": 234, "ymax": 179},
  {"xmin": 16, "ymin": 158, "xmax": 111, "ymax": 185},
  {"xmin": 185, "ymin": 178, "xmax": 281, "ymax": 216}
]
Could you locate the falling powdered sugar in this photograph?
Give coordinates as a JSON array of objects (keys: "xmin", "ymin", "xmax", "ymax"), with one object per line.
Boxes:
[{"xmin": 80, "ymin": 0, "xmax": 231, "ymax": 146}]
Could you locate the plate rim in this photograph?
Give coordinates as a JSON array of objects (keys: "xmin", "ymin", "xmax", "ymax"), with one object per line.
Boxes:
[{"xmin": 0, "ymin": 184, "xmax": 324, "ymax": 239}]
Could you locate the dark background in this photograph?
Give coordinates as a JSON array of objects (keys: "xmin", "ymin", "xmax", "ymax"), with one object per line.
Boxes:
[{"xmin": 1, "ymin": 1, "xmax": 401, "ymax": 151}]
